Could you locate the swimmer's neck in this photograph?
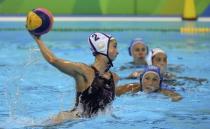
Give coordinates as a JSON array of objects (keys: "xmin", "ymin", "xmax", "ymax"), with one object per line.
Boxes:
[
  {"xmin": 133, "ymin": 58, "xmax": 147, "ymax": 65},
  {"xmin": 93, "ymin": 55, "xmax": 110, "ymax": 74}
]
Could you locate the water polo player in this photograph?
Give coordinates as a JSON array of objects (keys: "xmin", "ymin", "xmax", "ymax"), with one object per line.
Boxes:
[
  {"xmin": 27, "ymin": 15, "xmax": 120, "ymax": 125},
  {"xmin": 116, "ymin": 65, "xmax": 182, "ymax": 102},
  {"xmin": 119, "ymin": 38, "xmax": 149, "ymax": 71}
]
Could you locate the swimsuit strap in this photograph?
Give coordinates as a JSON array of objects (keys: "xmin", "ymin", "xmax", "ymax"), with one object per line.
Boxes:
[
  {"xmin": 91, "ymin": 65, "xmax": 100, "ymax": 76},
  {"xmin": 91, "ymin": 65, "xmax": 113, "ymax": 79},
  {"xmin": 91, "ymin": 65, "xmax": 113, "ymax": 83}
]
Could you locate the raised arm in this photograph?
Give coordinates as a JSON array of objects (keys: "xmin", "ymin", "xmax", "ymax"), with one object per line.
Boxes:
[
  {"xmin": 115, "ymin": 83, "xmax": 140, "ymax": 96},
  {"xmin": 32, "ymin": 35, "xmax": 87, "ymax": 77},
  {"xmin": 160, "ymin": 89, "xmax": 182, "ymax": 102}
]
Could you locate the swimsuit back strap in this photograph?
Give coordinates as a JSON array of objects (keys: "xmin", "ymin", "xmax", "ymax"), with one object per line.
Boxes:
[{"xmin": 91, "ymin": 65, "xmax": 100, "ymax": 76}]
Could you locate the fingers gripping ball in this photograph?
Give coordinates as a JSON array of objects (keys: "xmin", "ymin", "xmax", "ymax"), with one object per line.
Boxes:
[{"xmin": 26, "ymin": 8, "xmax": 54, "ymax": 36}]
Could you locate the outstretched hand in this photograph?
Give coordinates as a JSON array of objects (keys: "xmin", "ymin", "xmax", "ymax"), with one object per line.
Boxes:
[
  {"xmin": 28, "ymin": 30, "xmax": 41, "ymax": 40},
  {"xmin": 26, "ymin": 24, "xmax": 41, "ymax": 39}
]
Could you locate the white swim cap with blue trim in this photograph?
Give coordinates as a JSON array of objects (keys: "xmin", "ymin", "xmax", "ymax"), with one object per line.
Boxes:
[{"xmin": 128, "ymin": 38, "xmax": 148, "ymax": 56}]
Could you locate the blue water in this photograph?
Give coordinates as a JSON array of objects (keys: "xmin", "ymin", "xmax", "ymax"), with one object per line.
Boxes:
[{"xmin": 0, "ymin": 21, "xmax": 210, "ymax": 129}]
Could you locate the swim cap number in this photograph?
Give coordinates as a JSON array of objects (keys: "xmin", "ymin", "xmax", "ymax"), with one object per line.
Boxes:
[{"xmin": 92, "ymin": 34, "xmax": 100, "ymax": 41}]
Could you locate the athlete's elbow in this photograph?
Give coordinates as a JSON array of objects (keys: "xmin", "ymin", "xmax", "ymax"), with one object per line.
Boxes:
[{"xmin": 48, "ymin": 57, "xmax": 58, "ymax": 64}]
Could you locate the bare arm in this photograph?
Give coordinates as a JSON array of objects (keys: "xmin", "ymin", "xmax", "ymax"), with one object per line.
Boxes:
[
  {"xmin": 115, "ymin": 83, "xmax": 140, "ymax": 96},
  {"xmin": 160, "ymin": 89, "xmax": 182, "ymax": 102},
  {"xmin": 32, "ymin": 35, "xmax": 87, "ymax": 77},
  {"xmin": 112, "ymin": 72, "xmax": 120, "ymax": 86},
  {"xmin": 125, "ymin": 71, "xmax": 143, "ymax": 79}
]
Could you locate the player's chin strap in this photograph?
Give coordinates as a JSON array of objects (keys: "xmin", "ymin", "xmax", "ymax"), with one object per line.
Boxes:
[
  {"xmin": 105, "ymin": 58, "xmax": 113, "ymax": 72},
  {"xmin": 105, "ymin": 35, "xmax": 114, "ymax": 72},
  {"xmin": 93, "ymin": 52, "xmax": 113, "ymax": 72}
]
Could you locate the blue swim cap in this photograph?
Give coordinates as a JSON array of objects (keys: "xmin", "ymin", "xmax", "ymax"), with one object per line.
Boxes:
[
  {"xmin": 128, "ymin": 38, "xmax": 149, "ymax": 56},
  {"xmin": 140, "ymin": 65, "xmax": 163, "ymax": 85}
]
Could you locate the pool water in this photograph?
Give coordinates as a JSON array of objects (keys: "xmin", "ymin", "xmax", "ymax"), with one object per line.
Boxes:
[{"xmin": 0, "ymin": 21, "xmax": 210, "ymax": 129}]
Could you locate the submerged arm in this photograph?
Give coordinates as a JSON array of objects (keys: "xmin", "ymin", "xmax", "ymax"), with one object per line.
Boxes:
[
  {"xmin": 160, "ymin": 89, "xmax": 182, "ymax": 102},
  {"xmin": 115, "ymin": 83, "xmax": 140, "ymax": 96},
  {"xmin": 177, "ymin": 76, "xmax": 208, "ymax": 85}
]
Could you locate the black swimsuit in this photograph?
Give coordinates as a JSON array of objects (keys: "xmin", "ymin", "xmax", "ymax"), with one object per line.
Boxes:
[{"xmin": 75, "ymin": 66, "xmax": 115, "ymax": 117}]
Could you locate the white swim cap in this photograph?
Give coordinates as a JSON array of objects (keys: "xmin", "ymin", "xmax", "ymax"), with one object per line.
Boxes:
[
  {"xmin": 88, "ymin": 32, "xmax": 115, "ymax": 68},
  {"xmin": 88, "ymin": 32, "xmax": 113, "ymax": 57},
  {"xmin": 146, "ymin": 48, "xmax": 166, "ymax": 65},
  {"xmin": 151, "ymin": 48, "xmax": 166, "ymax": 57}
]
